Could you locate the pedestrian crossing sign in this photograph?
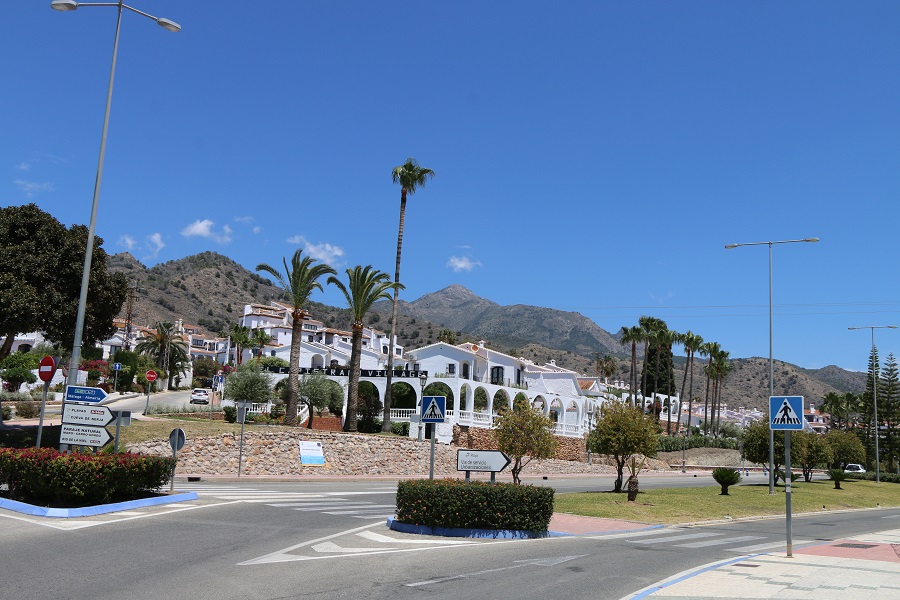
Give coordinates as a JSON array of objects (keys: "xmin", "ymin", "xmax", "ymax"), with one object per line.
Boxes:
[
  {"xmin": 770, "ymin": 396, "xmax": 804, "ymax": 431},
  {"xmin": 421, "ymin": 396, "xmax": 446, "ymax": 423}
]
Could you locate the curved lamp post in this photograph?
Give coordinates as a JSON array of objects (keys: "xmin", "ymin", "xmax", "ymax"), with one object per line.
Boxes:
[
  {"xmin": 848, "ymin": 325, "xmax": 896, "ymax": 484},
  {"xmin": 418, "ymin": 372, "xmax": 427, "ymax": 441},
  {"xmin": 51, "ymin": 1, "xmax": 180, "ymax": 436},
  {"xmin": 725, "ymin": 237, "xmax": 818, "ymax": 494}
]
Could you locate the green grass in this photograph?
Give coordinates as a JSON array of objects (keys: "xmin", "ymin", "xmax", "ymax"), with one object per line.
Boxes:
[{"xmin": 553, "ymin": 480, "xmax": 900, "ymax": 524}]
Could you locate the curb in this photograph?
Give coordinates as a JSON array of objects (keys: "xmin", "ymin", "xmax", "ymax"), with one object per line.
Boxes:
[
  {"xmin": 0, "ymin": 491, "xmax": 199, "ymax": 518},
  {"xmin": 387, "ymin": 517, "xmax": 549, "ymax": 539}
]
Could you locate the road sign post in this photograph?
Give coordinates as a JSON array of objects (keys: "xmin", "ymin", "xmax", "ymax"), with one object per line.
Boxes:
[
  {"xmin": 771, "ymin": 395, "xmax": 804, "ymax": 558},
  {"xmin": 168, "ymin": 427, "xmax": 186, "ymax": 492},
  {"xmin": 236, "ymin": 401, "xmax": 251, "ymax": 478},
  {"xmin": 112, "ymin": 410, "xmax": 132, "ymax": 453},
  {"xmin": 36, "ymin": 356, "xmax": 58, "ymax": 447},
  {"xmin": 112, "ymin": 361, "xmax": 121, "ymax": 393},
  {"xmin": 457, "ymin": 449, "xmax": 511, "ymax": 484},
  {"xmin": 421, "ymin": 396, "xmax": 446, "ymax": 480},
  {"xmin": 144, "ymin": 370, "xmax": 157, "ymax": 414}
]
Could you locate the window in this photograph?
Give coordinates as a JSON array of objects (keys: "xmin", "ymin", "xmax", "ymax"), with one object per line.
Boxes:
[
  {"xmin": 448, "ymin": 363, "xmax": 456, "ymax": 375},
  {"xmin": 490, "ymin": 366, "xmax": 504, "ymax": 385}
]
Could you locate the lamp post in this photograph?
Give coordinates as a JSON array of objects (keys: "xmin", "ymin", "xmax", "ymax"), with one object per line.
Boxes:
[
  {"xmin": 725, "ymin": 237, "xmax": 818, "ymax": 494},
  {"xmin": 586, "ymin": 406, "xmax": 594, "ymax": 465},
  {"xmin": 418, "ymin": 372, "xmax": 427, "ymax": 442},
  {"xmin": 51, "ymin": 1, "xmax": 180, "ymax": 428},
  {"xmin": 682, "ymin": 421, "xmax": 688, "ymax": 474},
  {"xmin": 848, "ymin": 325, "xmax": 896, "ymax": 484}
]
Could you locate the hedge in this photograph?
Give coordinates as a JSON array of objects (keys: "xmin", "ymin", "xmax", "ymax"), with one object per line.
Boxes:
[
  {"xmin": 0, "ymin": 447, "xmax": 174, "ymax": 506},
  {"xmin": 657, "ymin": 435, "xmax": 738, "ymax": 453},
  {"xmin": 395, "ymin": 479, "xmax": 554, "ymax": 532}
]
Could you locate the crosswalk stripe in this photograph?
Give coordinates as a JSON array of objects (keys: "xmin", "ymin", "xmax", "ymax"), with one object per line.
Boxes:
[
  {"xmin": 675, "ymin": 535, "xmax": 765, "ymax": 548},
  {"xmin": 323, "ymin": 507, "xmax": 396, "ymax": 515},
  {"xmin": 351, "ymin": 514, "xmax": 394, "ymax": 519},
  {"xmin": 293, "ymin": 505, "xmax": 391, "ymax": 512},
  {"xmin": 726, "ymin": 539, "xmax": 813, "ymax": 554},
  {"xmin": 629, "ymin": 532, "xmax": 721, "ymax": 544}
]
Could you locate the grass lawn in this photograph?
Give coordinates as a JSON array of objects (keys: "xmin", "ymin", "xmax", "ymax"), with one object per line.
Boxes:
[{"xmin": 553, "ymin": 479, "xmax": 900, "ymax": 524}]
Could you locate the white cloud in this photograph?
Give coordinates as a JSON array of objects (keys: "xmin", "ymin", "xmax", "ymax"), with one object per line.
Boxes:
[
  {"xmin": 285, "ymin": 235, "xmax": 345, "ymax": 266},
  {"xmin": 447, "ymin": 256, "xmax": 482, "ymax": 272},
  {"xmin": 118, "ymin": 235, "xmax": 136, "ymax": 251},
  {"xmin": 144, "ymin": 233, "xmax": 165, "ymax": 259},
  {"xmin": 252, "ymin": 226, "xmax": 262, "ymax": 234},
  {"xmin": 14, "ymin": 179, "xmax": 54, "ymax": 198},
  {"xmin": 234, "ymin": 215, "xmax": 254, "ymax": 224},
  {"xmin": 15, "ymin": 162, "xmax": 30, "ymax": 171},
  {"xmin": 181, "ymin": 219, "xmax": 232, "ymax": 243}
]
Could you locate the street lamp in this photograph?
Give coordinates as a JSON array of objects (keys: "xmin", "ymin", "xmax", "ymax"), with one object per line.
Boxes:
[
  {"xmin": 51, "ymin": 1, "xmax": 180, "ymax": 422},
  {"xmin": 586, "ymin": 406, "xmax": 594, "ymax": 465},
  {"xmin": 725, "ymin": 237, "xmax": 818, "ymax": 494},
  {"xmin": 418, "ymin": 372, "xmax": 427, "ymax": 442},
  {"xmin": 848, "ymin": 325, "xmax": 896, "ymax": 484}
]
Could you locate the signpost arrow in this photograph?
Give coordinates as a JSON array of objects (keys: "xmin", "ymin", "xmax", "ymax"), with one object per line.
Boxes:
[
  {"xmin": 64, "ymin": 385, "xmax": 109, "ymax": 404},
  {"xmin": 62, "ymin": 404, "xmax": 115, "ymax": 427},
  {"xmin": 59, "ymin": 423, "xmax": 112, "ymax": 447},
  {"xmin": 457, "ymin": 449, "xmax": 511, "ymax": 473}
]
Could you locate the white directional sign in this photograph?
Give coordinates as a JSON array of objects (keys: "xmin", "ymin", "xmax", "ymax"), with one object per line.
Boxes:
[
  {"xmin": 770, "ymin": 396, "xmax": 804, "ymax": 431},
  {"xmin": 457, "ymin": 449, "xmax": 511, "ymax": 472},
  {"xmin": 421, "ymin": 396, "xmax": 446, "ymax": 423},
  {"xmin": 59, "ymin": 423, "xmax": 112, "ymax": 447},
  {"xmin": 63, "ymin": 404, "xmax": 115, "ymax": 427}
]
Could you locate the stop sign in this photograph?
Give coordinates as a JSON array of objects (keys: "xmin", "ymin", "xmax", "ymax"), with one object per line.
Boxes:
[
  {"xmin": 38, "ymin": 356, "xmax": 57, "ymax": 382},
  {"xmin": 146, "ymin": 370, "xmax": 158, "ymax": 382}
]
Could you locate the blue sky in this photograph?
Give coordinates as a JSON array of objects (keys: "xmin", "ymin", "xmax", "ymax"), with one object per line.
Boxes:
[{"xmin": 4, "ymin": 2, "xmax": 900, "ymax": 373}]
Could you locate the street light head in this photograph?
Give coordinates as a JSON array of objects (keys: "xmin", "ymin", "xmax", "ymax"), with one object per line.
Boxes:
[
  {"xmin": 51, "ymin": 0, "xmax": 78, "ymax": 11},
  {"xmin": 724, "ymin": 244, "xmax": 739, "ymax": 249},
  {"xmin": 157, "ymin": 18, "xmax": 181, "ymax": 32},
  {"xmin": 803, "ymin": 237, "xmax": 820, "ymax": 243}
]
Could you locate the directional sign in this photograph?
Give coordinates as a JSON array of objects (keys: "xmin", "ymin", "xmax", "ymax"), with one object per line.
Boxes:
[
  {"xmin": 770, "ymin": 396, "xmax": 804, "ymax": 431},
  {"xmin": 59, "ymin": 423, "xmax": 112, "ymax": 447},
  {"xmin": 421, "ymin": 395, "xmax": 446, "ymax": 423},
  {"xmin": 112, "ymin": 362, "xmax": 122, "ymax": 371},
  {"xmin": 63, "ymin": 404, "xmax": 115, "ymax": 427},
  {"xmin": 38, "ymin": 356, "xmax": 57, "ymax": 382},
  {"xmin": 457, "ymin": 449, "xmax": 511, "ymax": 473},
  {"xmin": 146, "ymin": 370, "xmax": 158, "ymax": 382},
  {"xmin": 64, "ymin": 385, "xmax": 109, "ymax": 404}
]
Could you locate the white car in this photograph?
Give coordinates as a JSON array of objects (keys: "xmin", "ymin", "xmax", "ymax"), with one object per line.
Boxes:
[
  {"xmin": 190, "ymin": 388, "xmax": 211, "ymax": 404},
  {"xmin": 844, "ymin": 463, "xmax": 866, "ymax": 474}
]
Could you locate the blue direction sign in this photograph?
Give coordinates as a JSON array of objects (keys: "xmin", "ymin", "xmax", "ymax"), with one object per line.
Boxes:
[
  {"xmin": 64, "ymin": 385, "xmax": 109, "ymax": 404},
  {"xmin": 770, "ymin": 396, "xmax": 804, "ymax": 430},
  {"xmin": 112, "ymin": 362, "xmax": 122, "ymax": 371},
  {"xmin": 421, "ymin": 396, "xmax": 446, "ymax": 423}
]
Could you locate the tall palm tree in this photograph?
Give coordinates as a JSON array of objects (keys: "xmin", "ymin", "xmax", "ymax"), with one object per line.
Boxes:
[
  {"xmin": 679, "ymin": 330, "xmax": 703, "ymax": 434},
  {"xmin": 619, "ymin": 325, "xmax": 642, "ymax": 406},
  {"xmin": 382, "ymin": 157, "xmax": 435, "ymax": 433},
  {"xmin": 230, "ymin": 325, "xmax": 252, "ymax": 366},
  {"xmin": 135, "ymin": 321, "xmax": 188, "ymax": 389},
  {"xmin": 329, "ymin": 265, "xmax": 403, "ymax": 432},
  {"xmin": 257, "ymin": 250, "xmax": 336, "ymax": 426},
  {"xmin": 251, "ymin": 328, "xmax": 272, "ymax": 363},
  {"xmin": 699, "ymin": 341, "xmax": 720, "ymax": 435},
  {"xmin": 712, "ymin": 350, "xmax": 732, "ymax": 437},
  {"xmin": 600, "ymin": 355, "xmax": 617, "ymax": 382}
]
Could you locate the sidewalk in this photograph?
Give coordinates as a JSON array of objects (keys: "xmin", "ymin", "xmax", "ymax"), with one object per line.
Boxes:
[{"xmin": 622, "ymin": 527, "xmax": 900, "ymax": 599}]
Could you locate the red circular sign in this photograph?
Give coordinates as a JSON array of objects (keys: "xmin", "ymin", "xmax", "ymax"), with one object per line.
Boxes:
[
  {"xmin": 38, "ymin": 356, "xmax": 56, "ymax": 382},
  {"xmin": 146, "ymin": 370, "xmax": 158, "ymax": 382}
]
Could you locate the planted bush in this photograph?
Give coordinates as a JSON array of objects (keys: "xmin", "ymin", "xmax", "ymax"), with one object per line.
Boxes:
[
  {"xmin": 827, "ymin": 469, "xmax": 848, "ymax": 489},
  {"xmin": 391, "ymin": 422, "xmax": 410, "ymax": 436},
  {"xmin": 14, "ymin": 400, "xmax": 39, "ymax": 419},
  {"xmin": 395, "ymin": 479, "xmax": 554, "ymax": 532},
  {"xmin": 0, "ymin": 447, "xmax": 174, "ymax": 506},
  {"xmin": 712, "ymin": 467, "xmax": 742, "ymax": 495}
]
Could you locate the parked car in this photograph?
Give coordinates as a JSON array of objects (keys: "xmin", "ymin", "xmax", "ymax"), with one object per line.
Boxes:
[
  {"xmin": 844, "ymin": 463, "xmax": 866, "ymax": 474},
  {"xmin": 190, "ymin": 388, "xmax": 211, "ymax": 404}
]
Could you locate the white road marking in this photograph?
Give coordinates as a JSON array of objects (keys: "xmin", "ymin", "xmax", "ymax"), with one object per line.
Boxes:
[
  {"xmin": 313, "ymin": 541, "xmax": 395, "ymax": 553},
  {"xmin": 629, "ymin": 532, "xmax": 721, "ymax": 544},
  {"xmin": 726, "ymin": 539, "xmax": 813, "ymax": 554},
  {"xmin": 675, "ymin": 535, "xmax": 764, "ymax": 548},
  {"xmin": 357, "ymin": 530, "xmax": 473, "ymax": 545}
]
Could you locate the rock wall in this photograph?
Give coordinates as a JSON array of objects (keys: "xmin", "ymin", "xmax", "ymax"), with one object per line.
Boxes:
[{"xmin": 452, "ymin": 425, "xmax": 587, "ymax": 461}]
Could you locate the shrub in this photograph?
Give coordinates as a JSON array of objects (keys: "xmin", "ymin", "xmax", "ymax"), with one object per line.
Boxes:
[
  {"xmin": 395, "ymin": 479, "xmax": 554, "ymax": 532},
  {"xmin": 712, "ymin": 467, "xmax": 742, "ymax": 495},
  {"xmin": 357, "ymin": 418, "xmax": 383, "ymax": 433},
  {"xmin": 391, "ymin": 421, "xmax": 410, "ymax": 436},
  {"xmin": 827, "ymin": 468, "xmax": 848, "ymax": 490},
  {"xmin": 657, "ymin": 435, "xmax": 738, "ymax": 452},
  {"xmin": 1, "ymin": 406, "xmax": 10, "ymax": 420},
  {"xmin": 222, "ymin": 406, "xmax": 237, "ymax": 423},
  {"xmin": 14, "ymin": 401, "xmax": 39, "ymax": 419},
  {"xmin": 0, "ymin": 447, "xmax": 174, "ymax": 505}
]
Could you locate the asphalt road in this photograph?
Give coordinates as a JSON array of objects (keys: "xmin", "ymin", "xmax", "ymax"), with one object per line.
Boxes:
[{"xmin": 2, "ymin": 479, "xmax": 896, "ymax": 600}]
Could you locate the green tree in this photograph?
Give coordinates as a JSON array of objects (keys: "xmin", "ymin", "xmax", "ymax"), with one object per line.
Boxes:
[
  {"xmin": 698, "ymin": 341, "xmax": 721, "ymax": 435},
  {"xmin": 588, "ymin": 402, "xmax": 658, "ymax": 493},
  {"xmin": 383, "ymin": 158, "xmax": 435, "ymax": 433},
  {"xmin": 229, "ymin": 325, "xmax": 252, "ymax": 366},
  {"xmin": 134, "ymin": 322, "xmax": 189, "ymax": 389},
  {"xmin": 224, "ymin": 362, "xmax": 273, "ymax": 405},
  {"xmin": 820, "ymin": 391, "xmax": 861, "ymax": 431},
  {"xmin": 824, "ymin": 429, "xmax": 866, "ymax": 469},
  {"xmin": 494, "ymin": 405, "xmax": 558, "ymax": 484},
  {"xmin": 861, "ymin": 345, "xmax": 880, "ymax": 468},
  {"xmin": 257, "ymin": 250, "xmax": 336, "ymax": 426},
  {"xmin": 437, "ymin": 329, "xmax": 457, "ymax": 345},
  {"xmin": 295, "ymin": 370, "xmax": 337, "ymax": 429},
  {"xmin": 192, "ymin": 357, "xmax": 219, "ymax": 378},
  {"xmin": 259, "ymin": 356, "xmax": 290, "ymax": 370},
  {"xmin": 742, "ymin": 420, "xmax": 785, "ymax": 481},
  {"xmin": 618, "ymin": 325, "xmax": 643, "ymax": 406},
  {"xmin": 329, "ymin": 265, "xmax": 401, "ymax": 432},
  {"xmin": 0, "ymin": 352, "xmax": 39, "ymax": 391},
  {"xmin": 0, "ymin": 204, "xmax": 126, "ymax": 361},
  {"xmin": 251, "ymin": 328, "xmax": 272, "ymax": 363},
  {"xmin": 792, "ymin": 430, "xmax": 834, "ymax": 482},
  {"xmin": 711, "ymin": 467, "xmax": 742, "ymax": 495},
  {"xmin": 678, "ymin": 330, "xmax": 704, "ymax": 433},
  {"xmin": 880, "ymin": 353, "xmax": 898, "ymax": 472}
]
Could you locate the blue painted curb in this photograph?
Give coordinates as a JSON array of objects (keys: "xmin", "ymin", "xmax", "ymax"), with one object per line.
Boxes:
[
  {"xmin": 387, "ymin": 517, "xmax": 549, "ymax": 539},
  {"xmin": 0, "ymin": 492, "xmax": 199, "ymax": 518},
  {"xmin": 546, "ymin": 523, "xmax": 665, "ymax": 537}
]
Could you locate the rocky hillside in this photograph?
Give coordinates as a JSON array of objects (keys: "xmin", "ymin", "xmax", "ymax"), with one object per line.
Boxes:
[{"xmin": 109, "ymin": 252, "xmax": 867, "ymax": 411}]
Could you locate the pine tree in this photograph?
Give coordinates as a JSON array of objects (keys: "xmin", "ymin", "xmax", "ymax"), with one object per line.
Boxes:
[{"xmin": 880, "ymin": 353, "xmax": 898, "ymax": 473}]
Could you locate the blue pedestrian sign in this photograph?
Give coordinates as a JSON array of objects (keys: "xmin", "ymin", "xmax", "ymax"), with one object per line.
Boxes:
[
  {"xmin": 421, "ymin": 396, "xmax": 446, "ymax": 423},
  {"xmin": 770, "ymin": 396, "xmax": 804, "ymax": 430},
  {"xmin": 64, "ymin": 385, "xmax": 109, "ymax": 405},
  {"xmin": 112, "ymin": 362, "xmax": 122, "ymax": 371}
]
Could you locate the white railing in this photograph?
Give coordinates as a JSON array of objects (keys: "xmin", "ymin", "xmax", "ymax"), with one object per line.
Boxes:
[{"xmin": 390, "ymin": 409, "xmax": 416, "ymax": 422}]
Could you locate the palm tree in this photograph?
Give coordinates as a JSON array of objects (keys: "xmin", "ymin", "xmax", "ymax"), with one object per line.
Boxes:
[
  {"xmin": 679, "ymin": 330, "xmax": 703, "ymax": 434},
  {"xmin": 699, "ymin": 341, "xmax": 720, "ymax": 435},
  {"xmin": 230, "ymin": 325, "xmax": 252, "ymax": 366},
  {"xmin": 135, "ymin": 321, "xmax": 188, "ymax": 389},
  {"xmin": 382, "ymin": 157, "xmax": 435, "ymax": 433},
  {"xmin": 619, "ymin": 325, "xmax": 642, "ymax": 406},
  {"xmin": 257, "ymin": 249, "xmax": 336, "ymax": 426},
  {"xmin": 251, "ymin": 328, "xmax": 272, "ymax": 363},
  {"xmin": 711, "ymin": 350, "xmax": 732, "ymax": 437},
  {"xmin": 655, "ymin": 327, "xmax": 678, "ymax": 434},
  {"xmin": 600, "ymin": 355, "xmax": 617, "ymax": 382},
  {"xmin": 329, "ymin": 265, "xmax": 403, "ymax": 432}
]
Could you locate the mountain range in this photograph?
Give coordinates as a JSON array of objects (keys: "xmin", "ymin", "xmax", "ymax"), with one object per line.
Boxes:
[{"xmin": 107, "ymin": 251, "xmax": 868, "ymax": 410}]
